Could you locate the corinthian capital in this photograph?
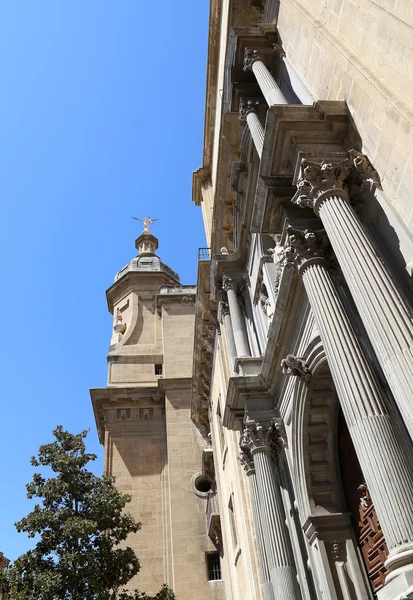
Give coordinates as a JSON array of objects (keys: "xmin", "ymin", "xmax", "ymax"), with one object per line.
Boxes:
[
  {"xmin": 241, "ymin": 417, "xmax": 285, "ymax": 456},
  {"xmin": 243, "ymin": 48, "xmax": 266, "ymax": 71},
  {"xmin": 281, "ymin": 226, "xmax": 330, "ymax": 273},
  {"xmin": 292, "ymin": 159, "xmax": 350, "ymax": 211},
  {"xmin": 239, "ymin": 98, "xmax": 261, "ymax": 121},
  {"xmin": 222, "ymin": 272, "xmax": 243, "ymax": 293},
  {"xmin": 238, "ymin": 449, "xmax": 255, "ymax": 474}
]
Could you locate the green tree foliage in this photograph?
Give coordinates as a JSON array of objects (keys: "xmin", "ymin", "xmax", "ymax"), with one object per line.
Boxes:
[{"xmin": 0, "ymin": 427, "xmax": 175, "ymax": 600}]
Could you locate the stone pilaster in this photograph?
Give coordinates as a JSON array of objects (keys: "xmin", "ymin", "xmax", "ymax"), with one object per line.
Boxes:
[
  {"xmin": 292, "ymin": 152, "xmax": 413, "ymax": 444},
  {"xmin": 243, "ymin": 48, "xmax": 287, "ymax": 107},
  {"xmin": 222, "ymin": 273, "xmax": 251, "ymax": 359},
  {"xmin": 239, "ymin": 98, "xmax": 264, "ymax": 158},
  {"xmin": 241, "ymin": 418, "xmax": 302, "ymax": 600},
  {"xmin": 239, "ymin": 450, "xmax": 275, "ymax": 600},
  {"xmin": 286, "ymin": 226, "xmax": 413, "ymax": 582}
]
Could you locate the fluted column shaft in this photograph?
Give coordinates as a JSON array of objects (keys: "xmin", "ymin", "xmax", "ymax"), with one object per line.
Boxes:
[
  {"xmin": 293, "ymin": 156, "xmax": 413, "ymax": 443},
  {"xmin": 243, "ymin": 463, "xmax": 275, "ymax": 600},
  {"xmin": 316, "ymin": 191, "xmax": 413, "ymax": 442},
  {"xmin": 244, "ymin": 49, "xmax": 287, "ymax": 107},
  {"xmin": 241, "ymin": 421, "xmax": 302, "ymax": 600},
  {"xmin": 239, "ymin": 99, "xmax": 265, "ymax": 158},
  {"xmin": 222, "ymin": 274, "xmax": 250, "ymax": 358},
  {"xmin": 299, "ymin": 255, "xmax": 413, "ymax": 581},
  {"xmin": 222, "ymin": 310, "xmax": 237, "ymax": 373},
  {"xmin": 246, "ymin": 112, "xmax": 264, "ymax": 158}
]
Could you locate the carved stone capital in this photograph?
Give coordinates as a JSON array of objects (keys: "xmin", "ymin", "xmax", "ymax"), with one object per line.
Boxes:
[
  {"xmin": 241, "ymin": 417, "xmax": 286, "ymax": 456},
  {"xmin": 281, "ymin": 354, "xmax": 311, "ymax": 383},
  {"xmin": 222, "ymin": 272, "xmax": 244, "ymax": 293},
  {"xmin": 238, "ymin": 449, "xmax": 255, "ymax": 474},
  {"xmin": 239, "ymin": 98, "xmax": 261, "ymax": 122},
  {"xmin": 282, "ymin": 227, "xmax": 330, "ymax": 274},
  {"xmin": 243, "ymin": 48, "xmax": 266, "ymax": 71},
  {"xmin": 292, "ymin": 159, "xmax": 351, "ymax": 212}
]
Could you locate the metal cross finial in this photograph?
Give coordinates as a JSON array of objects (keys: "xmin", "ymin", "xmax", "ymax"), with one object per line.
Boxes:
[{"xmin": 131, "ymin": 216, "xmax": 159, "ymax": 232}]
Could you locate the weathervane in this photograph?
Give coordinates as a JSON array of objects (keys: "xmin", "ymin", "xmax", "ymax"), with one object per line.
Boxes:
[{"xmin": 132, "ymin": 216, "xmax": 159, "ymax": 232}]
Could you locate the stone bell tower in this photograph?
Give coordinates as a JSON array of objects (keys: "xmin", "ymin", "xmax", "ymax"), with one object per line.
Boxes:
[{"xmin": 90, "ymin": 220, "xmax": 219, "ymax": 599}]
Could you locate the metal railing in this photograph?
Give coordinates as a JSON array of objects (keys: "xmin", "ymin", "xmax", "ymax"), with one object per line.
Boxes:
[{"xmin": 198, "ymin": 247, "xmax": 211, "ymax": 261}]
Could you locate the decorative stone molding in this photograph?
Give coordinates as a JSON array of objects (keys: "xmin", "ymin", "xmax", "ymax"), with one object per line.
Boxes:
[
  {"xmin": 240, "ymin": 417, "xmax": 286, "ymax": 456},
  {"xmin": 239, "ymin": 98, "xmax": 261, "ymax": 121},
  {"xmin": 281, "ymin": 354, "xmax": 311, "ymax": 382}
]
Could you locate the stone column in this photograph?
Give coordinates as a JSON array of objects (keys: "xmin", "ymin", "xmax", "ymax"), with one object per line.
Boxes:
[
  {"xmin": 239, "ymin": 450, "xmax": 275, "ymax": 600},
  {"xmin": 285, "ymin": 226, "xmax": 413, "ymax": 583},
  {"xmin": 222, "ymin": 273, "xmax": 251, "ymax": 358},
  {"xmin": 239, "ymin": 99, "xmax": 264, "ymax": 158},
  {"xmin": 220, "ymin": 298, "xmax": 237, "ymax": 373},
  {"xmin": 241, "ymin": 419, "xmax": 302, "ymax": 600},
  {"xmin": 243, "ymin": 48, "xmax": 288, "ymax": 107},
  {"xmin": 292, "ymin": 153, "xmax": 413, "ymax": 442}
]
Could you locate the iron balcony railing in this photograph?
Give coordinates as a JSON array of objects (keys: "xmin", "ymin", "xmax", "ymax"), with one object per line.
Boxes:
[{"xmin": 198, "ymin": 247, "xmax": 211, "ymax": 261}]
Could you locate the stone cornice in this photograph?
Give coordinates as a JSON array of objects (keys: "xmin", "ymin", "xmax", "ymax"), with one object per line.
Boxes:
[
  {"xmin": 106, "ymin": 270, "xmax": 180, "ymax": 313},
  {"xmin": 90, "ymin": 385, "xmax": 163, "ymax": 444},
  {"xmin": 191, "ymin": 257, "xmax": 217, "ymax": 436},
  {"xmin": 251, "ymin": 101, "xmax": 350, "ymax": 234}
]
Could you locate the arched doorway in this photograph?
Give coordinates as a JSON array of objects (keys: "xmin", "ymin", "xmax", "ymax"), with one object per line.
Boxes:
[
  {"xmin": 338, "ymin": 410, "xmax": 389, "ymax": 596},
  {"xmin": 292, "ymin": 342, "xmax": 386, "ymax": 600}
]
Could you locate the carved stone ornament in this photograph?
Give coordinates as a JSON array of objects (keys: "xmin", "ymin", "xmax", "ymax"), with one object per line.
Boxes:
[
  {"xmin": 331, "ymin": 542, "xmax": 346, "ymax": 562},
  {"xmin": 281, "ymin": 354, "xmax": 311, "ymax": 382},
  {"xmin": 238, "ymin": 448, "xmax": 255, "ymax": 474},
  {"xmin": 240, "ymin": 417, "xmax": 286, "ymax": 456},
  {"xmin": 291, "ymin": 159, "xmax": 350, "ymax": 211},
  {"xmin": 243, "ymin": 48, "xmax": 266, "ymax": 71},
  {"xmin": 239, "ymin": 98, "xmax": 261, "ymax": 122}
]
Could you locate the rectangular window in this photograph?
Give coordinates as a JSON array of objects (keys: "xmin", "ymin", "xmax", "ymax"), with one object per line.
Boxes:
[
  {"xmin": 206, "ymin": 552, "xmax": 221, "ymax": 581},
  {"xmin": 154, "ymin": 364, "xmax": 163, "ymax": 376}
]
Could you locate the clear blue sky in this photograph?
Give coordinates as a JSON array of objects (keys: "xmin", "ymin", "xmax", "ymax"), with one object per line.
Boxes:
[{"xmin": 0, "ymin": 1, "xmax": 209, "ymax": 561}]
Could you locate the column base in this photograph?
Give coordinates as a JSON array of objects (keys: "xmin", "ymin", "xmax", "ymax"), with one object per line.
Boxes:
[
  {"xmin": 264, "ymin": 581, "xmax": 275, "ymax": 600},
  {"xmin": 378, "ymin": 572, "xmax": 413, "ymax": 600},
  {"xmin": 385, "ymin": 548, "xmax": 413, "ymax": 583}
]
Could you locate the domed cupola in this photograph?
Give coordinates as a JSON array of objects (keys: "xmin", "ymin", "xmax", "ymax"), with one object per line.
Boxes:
[{"xmin": 114, "ymin": 217, "xmax": 180, "ymax": 283}]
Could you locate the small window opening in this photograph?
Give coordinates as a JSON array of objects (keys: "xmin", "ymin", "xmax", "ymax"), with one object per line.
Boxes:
[
  {"xmin": 195, "ymin": 475, "xmax": 212, "ymax": 494},
  {"xmin": 155, "ymin": 364, "xmax": 163, "ymax": 376},
  {"xmin": 206, "ymin": 552, "xmax": 221, "ymax": 581}
]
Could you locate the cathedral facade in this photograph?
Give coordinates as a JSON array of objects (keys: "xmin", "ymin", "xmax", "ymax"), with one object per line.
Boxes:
[{"xmin": 92, "ymin": 1, "xmax": 413, "ymax": 599}]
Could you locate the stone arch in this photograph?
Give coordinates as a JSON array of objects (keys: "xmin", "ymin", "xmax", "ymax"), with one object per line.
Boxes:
[
  {"xmin": 290, "ymin": 337, "xmax": 376, "ymax": 600},
  {"xmin": 291, "ymin": 337, "xmax": 346, "ymax": 523}
]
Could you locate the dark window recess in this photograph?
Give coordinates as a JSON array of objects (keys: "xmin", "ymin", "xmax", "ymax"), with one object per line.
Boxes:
[
  {"xmin": 155, "ymin": 364, "xmax": 163, "ymax": 375},
  {"xmin": 206, "ymin": 552, "xmax": 221, "ymax": 581}
]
